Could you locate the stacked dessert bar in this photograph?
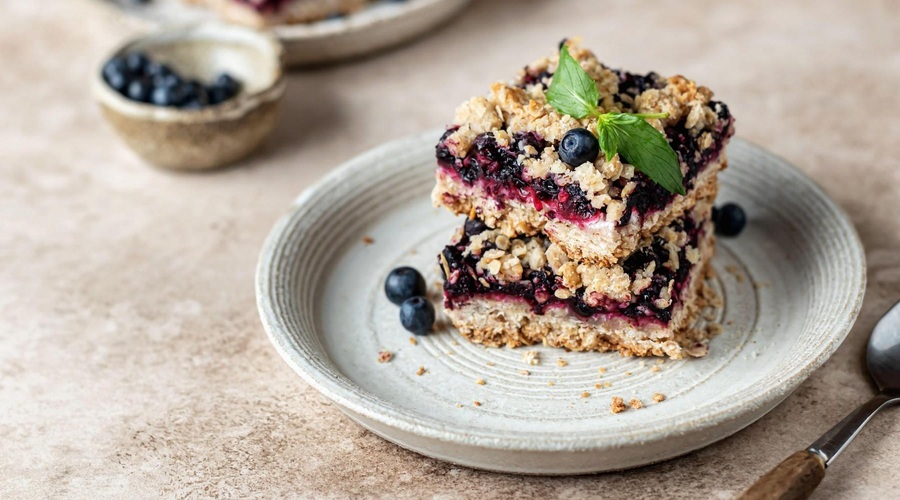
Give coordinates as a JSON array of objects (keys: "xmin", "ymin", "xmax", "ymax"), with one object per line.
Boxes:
[{"xmin": 433, "ymin": 41, "xmax": 734, "ymax": 358}]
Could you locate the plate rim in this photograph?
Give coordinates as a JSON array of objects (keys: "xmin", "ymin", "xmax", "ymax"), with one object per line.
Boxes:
[{"xmin": 256, "ymin": 131, "xmax": 866, "ymax": 452}]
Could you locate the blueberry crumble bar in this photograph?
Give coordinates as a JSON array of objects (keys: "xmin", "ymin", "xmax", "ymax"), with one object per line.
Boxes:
[
  {"xmin": 438, "ymin": 196, "xmax": 717, "ymax": 359},
  {"xmin": 184, "ymin": 0, "xmax": 368, "ymax": 27},
  {"xmin": 433, "ymin": 41, "xmax": 734, "ymax": 265}
]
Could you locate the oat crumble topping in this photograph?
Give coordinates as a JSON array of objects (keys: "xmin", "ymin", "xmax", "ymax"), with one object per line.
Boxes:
[
  {"xmin": 629, "ymin": 398, "xmax": 644, "ymax": 409},
  {"xmin": 611, "ymin": 396, "xmax": 627, "ymax": 414},
  {"xmin": 653, "ymin": 393, "xmax": 666, "ymax": 403},
  {"xmin": 556, "ymin": 358, "xmax": 568, "ymax": 367},
  {"xmin": 523, "ymin": 350, "xmax": 540, "ymax": 365}
]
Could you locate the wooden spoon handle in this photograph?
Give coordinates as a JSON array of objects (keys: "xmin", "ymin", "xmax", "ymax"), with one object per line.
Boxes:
[{"xmin": 737, "ymin": 451, "xmax": 825, "ymax": 500}]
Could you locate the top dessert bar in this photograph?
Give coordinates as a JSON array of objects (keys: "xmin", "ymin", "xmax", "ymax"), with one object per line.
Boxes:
[{"xmin": 433, "ymin": 41, "xmax": 734, "ymax": 265}]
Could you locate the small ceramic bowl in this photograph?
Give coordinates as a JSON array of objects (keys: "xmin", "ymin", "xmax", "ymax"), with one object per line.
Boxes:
[{"xmin": 94, "ymin": 23, "xmax": 285, "ymax": 170}]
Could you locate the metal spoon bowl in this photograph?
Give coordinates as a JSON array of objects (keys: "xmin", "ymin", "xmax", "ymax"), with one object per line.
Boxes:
[{"xmin": 740, "ymin": 300, "xmax": 900, "ymax": 499}]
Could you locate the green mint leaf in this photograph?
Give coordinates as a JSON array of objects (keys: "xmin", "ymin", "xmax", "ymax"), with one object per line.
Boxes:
[
  {"xmin": 598, "ymin": 113, "xmax": 685, "ymax": 195},
  {"xmin": 546, "ymin": 46, "xmax": 600, "ymax": 119}
]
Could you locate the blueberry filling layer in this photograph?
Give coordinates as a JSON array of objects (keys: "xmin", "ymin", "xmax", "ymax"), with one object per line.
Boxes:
[
  {"xmin": 234, "ymin": 0, "xmax": 294, "ymax": 13},
  {"xmin": 440, "ymin": 216, "xmax": 707, "ymax": 324},
  {"xmin": 438, "ymin": 68, "xmax": 734, "ymax": 227}
]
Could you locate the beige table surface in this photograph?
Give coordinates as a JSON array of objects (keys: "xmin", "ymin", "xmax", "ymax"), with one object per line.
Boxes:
[{"xmin": 3, "ymin": 0, "xmax": 900, "ymax": 498}]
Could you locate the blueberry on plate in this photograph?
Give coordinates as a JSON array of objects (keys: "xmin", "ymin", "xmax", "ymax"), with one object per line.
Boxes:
[
  {"xmin": 400, "ymin": 297, "xmax": 435, "ymax": 335},
  {"xmin": 384, "ymin": 266, "xmax": 427, "ymax": 305},
  {"xmin": 126, "ymin": 78, "xmax": 152, "ymax": 102},
  {"xmin": 714, "ymin": 203, "xmax": 747, "ymax": 237},
  {"xmin": 559, "ymin": 128, "xmax": 600, "ymax": 167}
]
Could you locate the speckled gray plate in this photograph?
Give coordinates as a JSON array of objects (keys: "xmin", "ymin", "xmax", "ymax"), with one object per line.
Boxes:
[
  {"xmin": 97, "ymin": 0, "xmax": 470, "ymax": 66},
  {"xmin": 256, "ymin": 132, "xmax": 865, "ymax": 474}
]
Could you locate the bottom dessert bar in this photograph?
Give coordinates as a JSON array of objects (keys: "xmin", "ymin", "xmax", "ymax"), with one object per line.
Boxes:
[{"xmin": 438, "ymin": 198, "xmax": 718, "ymax": 359}]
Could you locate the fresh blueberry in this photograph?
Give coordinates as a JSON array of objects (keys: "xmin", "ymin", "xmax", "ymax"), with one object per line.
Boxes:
[
  {"xmin": 384, "ymin": 267, "xmax": 427, "ymax": 305},
  {"xmin": 152, "ymin": 73, "xmax": 181, "ymax": 89},
  {"xmin": 150, "ymin": 86, "xmax": 171, "ymax": 106},
  {"xmin": 103, "ymin": 57, "xmax": 130, "ymax": 91},
  {"xmin": 206, "ymin": 85, "xmax": 229, "ymax": 105},
  {"xmin": 125, "ymin": 52, "xmax": 150, "ymax": 74},
  {"xmin": 214, "ymin": 73, "xmax": 241, "ymax": 96},
  {"xmin": 714, "ymin": 203, "xmax": 747, "ymax": 237},
  {"xmin": 558, "ymin": 128, "xmax": 600, "ymax": 167},
  {"xmin": 126, "ymin": 78, "xmax": 152, "ymax": 102},
  {"xmin": 181, "ymin": 80, "xmax": 209, "ymax": 107},
  {"xmin": 146, "ymin": 61, "xmax": 173, "ymax": 78},
  {"xmin": 103, "ymin": 57, "xmax": 127, "ymax": 80},
  {"xmin": 399, "ymin": 296, "xmax": 435, "ymax": 335},
  {"xmin": 106, "ymin": 71, "xmax": 130, "ymax": 92},
  {"xmin": 151, "ymin": 83, "xmax": 188, "ymax": 107},
  {"xmin": 464, "ymin": 218, "xmax": 488, "ymax": 236}
]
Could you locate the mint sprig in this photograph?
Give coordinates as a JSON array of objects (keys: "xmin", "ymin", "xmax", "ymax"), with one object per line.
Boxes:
[{"xmin": 547, "ymin": 46, "xmax": 685, "ymax": 196}]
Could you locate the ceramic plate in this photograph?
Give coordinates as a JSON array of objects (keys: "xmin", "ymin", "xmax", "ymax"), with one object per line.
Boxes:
[
  {"xmin": 256, "ymin": 132, "xmax": 865, "ymax": 474},
  {"xmin": 96, "ymin": 0, "xmax": 470, "ymax": 66}
]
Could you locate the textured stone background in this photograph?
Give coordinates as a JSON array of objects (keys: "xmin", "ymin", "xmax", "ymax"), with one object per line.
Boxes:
[{"xmin": 2, "ymin": 0, "xmax": 899, "ymax": 498}]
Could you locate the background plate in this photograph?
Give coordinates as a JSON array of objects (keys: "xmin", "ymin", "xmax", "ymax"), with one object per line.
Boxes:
[
  {"xmin": 256, "ymin": 132, "xmax": 865, "ymax": 474},
  {"xmin": 96, "ymin": 0, "xmax": 471, "ymax": 66}
]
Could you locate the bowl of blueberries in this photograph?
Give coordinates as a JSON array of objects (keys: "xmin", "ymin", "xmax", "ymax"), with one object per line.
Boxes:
[{"xmin": 94, "ymin": 22, "xmax": 285, "ymax": 170}]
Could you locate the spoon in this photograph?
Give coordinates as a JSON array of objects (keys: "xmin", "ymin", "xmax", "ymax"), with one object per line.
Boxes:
[{"xmin": 739, "ymin": 300, "xmax": 900, "ymax": 499}]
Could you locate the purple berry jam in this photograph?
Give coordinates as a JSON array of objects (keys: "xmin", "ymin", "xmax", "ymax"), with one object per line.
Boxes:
[{"xmin": 234, "ymin": 0, "xmax": 293, "ymax": 13}]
